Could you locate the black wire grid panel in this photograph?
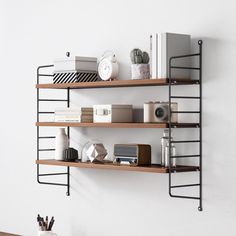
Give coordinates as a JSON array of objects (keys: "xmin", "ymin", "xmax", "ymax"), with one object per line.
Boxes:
[
  {"xmin": 168, "ymin": 40, "xmax": 203, "ymax": 211},
  {"xmin": 37, "ymin": 65, "xmax": 70, "ymax": 196},
  {"xmin": 36, "ymin": 40, "xmax": 203, "ymax": 210}
]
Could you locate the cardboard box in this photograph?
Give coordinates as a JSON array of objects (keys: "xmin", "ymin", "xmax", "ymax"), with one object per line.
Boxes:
[{"xmin": 93, "ymin": 105, "xmax": 133, "ymax": 123}]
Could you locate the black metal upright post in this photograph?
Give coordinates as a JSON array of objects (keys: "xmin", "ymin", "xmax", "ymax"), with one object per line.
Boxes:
[
  {"xmin": 198, "ymin": 40, "xmax": 203, "ymax": 211},
  {"xmin": 37, "ymin": 65, "xmax": 71, "ymax": 196},
  {"xmin": 66, "ymin": 87, "xmax": 70, "ymax": 196},
  {"xmin": 37, "ymin": 67, "xmax": 40, "ymax": 183},
  {"xmin": 168, "ymin": 61, "xmax": 172, "ymax": 197},
  {"xmin": 168, "ymin": 41, "xmax": 203, "ymax": 211}
]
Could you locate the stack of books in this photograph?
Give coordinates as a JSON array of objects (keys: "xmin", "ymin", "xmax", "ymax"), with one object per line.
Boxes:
[
  {"xmin": 80, "ymin": 107, "xmax": 93, "ymax": 122},
  {"xmin": 150, "ymin": 32, "xmax": 191, "ymax": 79},
  {"xmin": 54, "ymin": 107, "xmax": 93, "ymax": 123}
]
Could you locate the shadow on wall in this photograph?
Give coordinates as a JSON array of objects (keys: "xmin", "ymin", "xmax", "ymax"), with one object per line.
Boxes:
[
  {"xmin": 192, "ymin": 37, "xmax": 222, "ymax": 83},
  {"xmin": 118, "ymin": 60, "xmax": 131, "ymax": 81}
]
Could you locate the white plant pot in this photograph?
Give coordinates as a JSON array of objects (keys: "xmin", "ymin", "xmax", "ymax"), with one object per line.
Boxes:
[
  {"xmin": 131, "ymin": 64, "xmax": 150, "ymax": 80},
  {"xmin": 55, "ymin": 128, "xmax": 69, "ymax": 160},
  {"xmin": 38, "ymin": 231, "xmax": 57, "ymax": 236}
]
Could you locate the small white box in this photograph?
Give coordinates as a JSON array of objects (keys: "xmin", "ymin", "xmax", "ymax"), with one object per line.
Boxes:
[
  {"xmin": 54, "ymin": 56, "xmax": 97, "ymax": 72},
  {"xmin": 93, "ymin": 105, "xmax": 133, "ymax": 123}
]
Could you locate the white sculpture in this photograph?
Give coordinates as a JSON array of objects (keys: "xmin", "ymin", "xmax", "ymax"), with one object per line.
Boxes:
[{"xmin": 85, "ymin": 143, "xmax": 107, "ymax": 163}]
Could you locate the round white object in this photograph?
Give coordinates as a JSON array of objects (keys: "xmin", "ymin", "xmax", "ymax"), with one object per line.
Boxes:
[
  {"xmin": 38, "ymin": 231, "xmax": 57, "ymax": 236},
  {"xmin": 98, "ymin": 56, "xmax": 119, "ymax": 81}
]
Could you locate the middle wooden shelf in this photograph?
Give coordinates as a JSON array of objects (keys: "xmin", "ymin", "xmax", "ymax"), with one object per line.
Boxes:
[{"xmin": 36, "ymin": 122, "xmax": 199, "ymax": 128}]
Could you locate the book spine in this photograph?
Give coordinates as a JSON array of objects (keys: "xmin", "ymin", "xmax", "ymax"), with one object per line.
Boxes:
[
  {"xmin": 150, "ymin": 33, "xmax": 158, "ymax": 79},
  {"xmin": 162, "ymin": 33, "xmax": 167, "ymax": 78},
  {"xmin": 81, "ymin": 108, "xmax": 93, "ymax": 111},
  {"xmin": 150, "ymin": 34, "xmax": 152, "ymax": 78}
]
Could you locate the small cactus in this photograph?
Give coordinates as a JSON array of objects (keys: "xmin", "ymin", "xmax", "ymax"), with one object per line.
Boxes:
[
  {"xmin": 142, "ymin": 51, "xmax": 150, "ymax": 64},
  {"xmin": 130, "ymin": 48, "xmax": 150, "ymax": 64},
  {"xmin": 130, "ymin": 48, "xmax": 143, "ymax": 64}
]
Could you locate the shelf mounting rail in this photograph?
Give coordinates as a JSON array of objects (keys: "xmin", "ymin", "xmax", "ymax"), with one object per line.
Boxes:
[
  {"xmin": 37, "ymin": 65, "xmax": 70, "ymax": 196},
  {"xmin": 168, "ymin": 40, "xmax": 203, "ymax": 211}
]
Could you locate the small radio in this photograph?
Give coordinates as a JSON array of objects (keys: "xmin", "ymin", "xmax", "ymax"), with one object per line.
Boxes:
[{"xmin": 113, "ymin": 144, "xmax": 151, "ymax": 166}]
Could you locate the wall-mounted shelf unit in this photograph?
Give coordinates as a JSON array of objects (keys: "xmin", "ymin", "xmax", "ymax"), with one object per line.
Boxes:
[{"xmin": 36, "ymin": 40, "xmax": 203, "ymax": 211}]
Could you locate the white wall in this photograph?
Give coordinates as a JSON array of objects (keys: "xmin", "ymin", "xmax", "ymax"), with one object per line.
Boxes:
[{"xmin": 0, "ymin": 0, "xmax": 236, "ymax": 235}]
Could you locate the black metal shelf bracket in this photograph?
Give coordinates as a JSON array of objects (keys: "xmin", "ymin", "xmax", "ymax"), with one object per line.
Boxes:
[
  {"xmin": 168, "ymin": 40, "xmax": 203, "ymax": 211},
  {"xmin": 37, "ymin": 65, "xmax": 70, "ymax": 196}
]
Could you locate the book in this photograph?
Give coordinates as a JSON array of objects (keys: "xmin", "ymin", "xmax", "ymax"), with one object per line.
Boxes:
[
  {"xmin": 54, "ymin": 107, "xmax": 93, "ymax": 123},
  {"xmin": 55, "ymin": 107, "xmax": 93, "ymax": 115},
  {"xmin": 54, "ymin": 117, "xmax": 93, "ymax": 122},
  {"xmin": 150, "ymin": 32, "xmax": 191, "ymax": 79}
]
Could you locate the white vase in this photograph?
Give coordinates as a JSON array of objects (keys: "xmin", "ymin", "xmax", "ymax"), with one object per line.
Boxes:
[
  {"xmin": 131, "ymin": 64, "xmax": 150, "ymax": 80},
  {"xmin": 55, "ymin": 128, "xmax": 69, "ymax": 160}
]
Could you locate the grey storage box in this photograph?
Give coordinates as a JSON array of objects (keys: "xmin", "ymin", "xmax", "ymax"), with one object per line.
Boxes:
[
  {"xmin": 93, "ymin": 105, "xmax": 133, "ymax": 123},
  {"xmin": 53, "ymin": 56, "xmax": 98, "ymax": 83},
  {"xmin": 54, "ymin": 56, "xmax": 97, "ymax": 72}
]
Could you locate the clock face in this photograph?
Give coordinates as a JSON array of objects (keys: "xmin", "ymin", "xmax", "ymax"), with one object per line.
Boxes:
[{"xmin": 98, "ymin": 59, "xmax": 113, "ymax": 81}]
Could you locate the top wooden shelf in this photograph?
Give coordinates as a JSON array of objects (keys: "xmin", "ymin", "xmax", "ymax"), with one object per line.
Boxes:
[{"xmin": 36, "ymin": 79, "xmax": 200, "ymax": 89}]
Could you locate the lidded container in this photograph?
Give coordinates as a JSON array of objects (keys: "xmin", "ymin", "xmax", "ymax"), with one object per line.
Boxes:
[
  {"xmin": 93, "ymin": 104, "xmax": 133, "ymax": 123},
  {"xmin": 54, "ymin": 56, "xmax": 97, "ymax": 72}
]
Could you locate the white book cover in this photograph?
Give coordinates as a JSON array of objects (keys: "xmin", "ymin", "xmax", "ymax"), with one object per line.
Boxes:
[
  {"xmin": 158, "ymin": 33, "xmax": 167, "ymax": 78},
  {"xmin": 165, "ymin": 32, "xmax": 191, "ymax": 79}
]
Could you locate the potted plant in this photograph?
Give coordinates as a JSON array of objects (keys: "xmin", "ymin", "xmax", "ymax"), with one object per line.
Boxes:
[{"xmin": 130, "ymin": 48, "xmax": 150, "ymax": 80}]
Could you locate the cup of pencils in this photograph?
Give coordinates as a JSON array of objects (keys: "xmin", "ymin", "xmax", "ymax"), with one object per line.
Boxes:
[{"xmin": 37, "ymin": 214, "xmax": 57, "ymax": 236}]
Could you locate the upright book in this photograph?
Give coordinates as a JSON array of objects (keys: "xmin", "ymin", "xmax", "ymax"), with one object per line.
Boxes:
[{"xmin": 150, "ymin": 32, "xmax": 191, "ymax": 79}]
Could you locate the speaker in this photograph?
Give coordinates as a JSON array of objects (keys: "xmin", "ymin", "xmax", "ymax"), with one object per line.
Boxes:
[{"xmin": 114, "ymin": 144, "xmax": 151, "ymax": 166}]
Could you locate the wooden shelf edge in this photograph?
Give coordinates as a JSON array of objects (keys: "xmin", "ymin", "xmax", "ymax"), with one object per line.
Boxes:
[
  {"xmin": 35, "ymin": 122, "xmax": 199, "ymax": 128},
  {"xmin": 35, "ymin": 122, "xmax": 168, "ymax": 128},
  {"xmin": 0, "ymin": 232, "xmax": 20, "ymax": 236},
  {"xmin": 36, "ymin": 159, "xmax": 199, "ymax": 173},
  {"xmin": 36, "ymin": 79, "xmax": 200, "ymax": 89}
]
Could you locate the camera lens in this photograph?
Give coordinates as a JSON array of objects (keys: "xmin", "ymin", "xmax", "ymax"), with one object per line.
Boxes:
[{"xmin": 155, "ymin": 107, "xmax": 165, "ymax": 119}]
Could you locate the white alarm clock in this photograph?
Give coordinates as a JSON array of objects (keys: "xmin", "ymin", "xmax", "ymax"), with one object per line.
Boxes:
[{"xmin": 98, "ymin": 52, "xmax": 119, "ymax": 81}]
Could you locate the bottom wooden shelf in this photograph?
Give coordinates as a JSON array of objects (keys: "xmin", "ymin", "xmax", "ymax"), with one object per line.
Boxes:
[{"xmin": 36, "ymin": 159, "xmax": 199, "ymax": 173}]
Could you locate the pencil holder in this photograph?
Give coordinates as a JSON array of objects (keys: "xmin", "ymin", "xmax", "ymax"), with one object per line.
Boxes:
[{"xmin": 38, "ymin": 231, "xmax": 57, "ymax": 236}]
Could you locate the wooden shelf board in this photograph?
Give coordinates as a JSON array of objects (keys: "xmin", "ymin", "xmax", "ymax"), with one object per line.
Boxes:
[
  {"xmin": 36, "ymin": 79, "xmax": 200, "ymax": 89},
  {"xmin": 0, "ymin": 232, "xmax": 20, "ymax": 236},
  {"xmin": 36, "ymin": 159, "xmax": 199, "ymax": 173},
  {"xmin": 35, "ymin": 122, "xmax": 199, "ymax": 128}
]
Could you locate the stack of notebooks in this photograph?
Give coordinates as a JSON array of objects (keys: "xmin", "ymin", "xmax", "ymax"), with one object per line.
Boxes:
[
  {"xmin": 79, "ymin": 108, "xmax": 93, "ymax": 122},
  {"xmin": 55, "ymin": 107, "xmax": 93, "ymax": 123}
]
